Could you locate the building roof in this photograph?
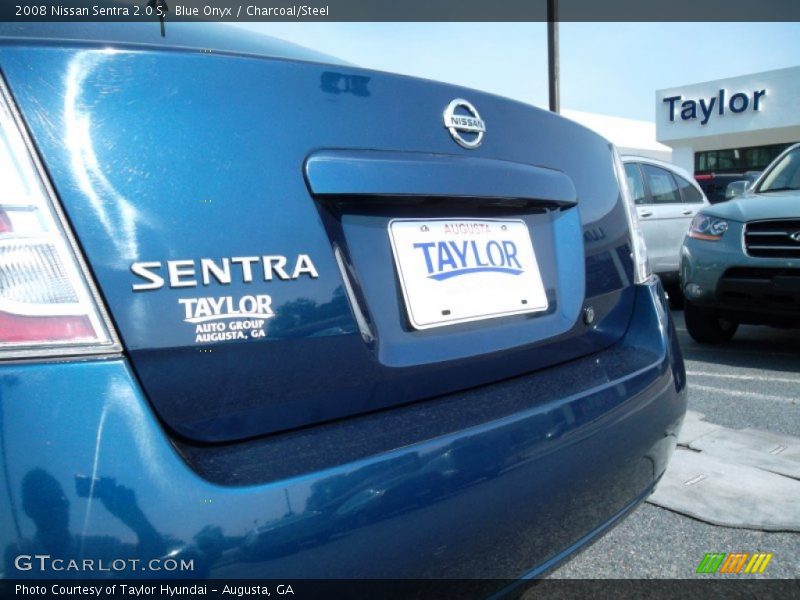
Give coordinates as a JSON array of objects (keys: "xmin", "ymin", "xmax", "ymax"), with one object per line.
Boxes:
[{"xmin": 562, "ymin": 109, "xmax": 672, "ymax": 161}]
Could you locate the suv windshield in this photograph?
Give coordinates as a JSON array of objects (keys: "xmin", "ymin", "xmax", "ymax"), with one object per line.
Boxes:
[{"xmin": 757, "ymin": 146, "xmax": 800, "ymax": 193}]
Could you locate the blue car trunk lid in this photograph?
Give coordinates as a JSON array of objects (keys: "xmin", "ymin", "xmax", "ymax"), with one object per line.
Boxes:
[{"xmin": 0, "ymin": 40, "xmax": 635, "ymax": 442}]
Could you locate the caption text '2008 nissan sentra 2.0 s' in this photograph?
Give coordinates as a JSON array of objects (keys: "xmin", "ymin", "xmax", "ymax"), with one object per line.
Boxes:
[{"xmin": 0, "ymin": 23, "xmax": 685, "ymax": 582}]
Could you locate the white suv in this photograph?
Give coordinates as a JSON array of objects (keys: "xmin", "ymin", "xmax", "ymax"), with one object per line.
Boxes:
[{"xmin": 622, "ymin": 156, "xmax": 710, "ymax": 292}]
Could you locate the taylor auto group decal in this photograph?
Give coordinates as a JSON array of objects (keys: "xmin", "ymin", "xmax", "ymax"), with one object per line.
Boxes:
[
  {"xmin": 130, "ymin": 254, "xmax": 318, "ymax": 344},
  {"xmin": 179, "ymin": 295, "xmax": 272, "ymax": 343}
]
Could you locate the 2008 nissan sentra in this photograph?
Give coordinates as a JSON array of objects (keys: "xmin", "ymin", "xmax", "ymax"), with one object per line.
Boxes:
[{"xmin": 0, "ymin": 23, "xmax": 686, "ymax": 580}]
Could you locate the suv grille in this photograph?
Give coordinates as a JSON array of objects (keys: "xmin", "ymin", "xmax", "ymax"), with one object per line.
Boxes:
[{"xmin": 744, "ymin": 220, "xmax": 800, "ymax": 258}]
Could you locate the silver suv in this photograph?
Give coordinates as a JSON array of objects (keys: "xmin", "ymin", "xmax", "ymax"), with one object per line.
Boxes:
[{"xmin": 623, "ymin": 156, "xmax": 710, "ymax": 293}]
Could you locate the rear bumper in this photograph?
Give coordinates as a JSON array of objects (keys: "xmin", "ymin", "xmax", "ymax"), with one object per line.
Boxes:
[{"xmin": 0, "ymin": 278, "xmax": 685, "ymax": 579}]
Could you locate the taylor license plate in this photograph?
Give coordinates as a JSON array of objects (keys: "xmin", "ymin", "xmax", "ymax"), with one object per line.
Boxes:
[{"xmin": 388, "ymin": 218, "xmax": 548, "ymax": 329}]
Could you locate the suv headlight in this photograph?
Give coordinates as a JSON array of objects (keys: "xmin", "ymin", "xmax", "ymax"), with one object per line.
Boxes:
[
  {"xmin": 688, "ymin": 214, "xmax": 728, "ymax": 241},
  {"xmin": 611, "ymin": 147, "xmax": 651, "ymax": 284}
]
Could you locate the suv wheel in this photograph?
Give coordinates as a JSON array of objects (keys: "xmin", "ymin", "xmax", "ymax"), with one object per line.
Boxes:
[{"xmin": 684, "ymin": 302, "xmax": 738, "ymax": 343}]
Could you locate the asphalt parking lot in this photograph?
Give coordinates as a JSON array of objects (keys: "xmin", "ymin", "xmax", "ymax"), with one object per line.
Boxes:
[{"xmin": 548, "ymin": 308, "xmax": 800, "ymax": 579}]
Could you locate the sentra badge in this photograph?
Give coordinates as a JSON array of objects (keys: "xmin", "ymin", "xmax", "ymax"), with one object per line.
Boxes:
[
  {"xmin": 443, "ymin": 98, "xmax": 486, "ymax": 149},
  {"xmin": 130, "ymin": 254, "xmax": 318, "ymax": 291}
]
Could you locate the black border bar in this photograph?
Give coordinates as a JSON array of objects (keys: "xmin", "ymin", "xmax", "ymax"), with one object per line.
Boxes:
[
  {"xmin": 3, "ymin": 0, "xmax": 800, "ymax": 22},
  {"xmin": 2, "ymin": 579, "xmax": 800, "ymax": 600}
]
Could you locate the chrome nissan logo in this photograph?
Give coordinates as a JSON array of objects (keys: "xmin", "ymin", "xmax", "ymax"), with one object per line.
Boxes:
[
  {"xmin": 443, "ymin": 98, "xmax": 486, "ymax": 149},
  {"xmin": 790, "ymin": 231, "xmax": 800, "ymax": 242}
]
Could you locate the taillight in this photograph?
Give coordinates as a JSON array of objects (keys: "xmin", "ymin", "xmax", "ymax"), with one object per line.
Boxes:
[{"xmin": 0, "ymin": 75, "xmax": 119, "ymax": 358}]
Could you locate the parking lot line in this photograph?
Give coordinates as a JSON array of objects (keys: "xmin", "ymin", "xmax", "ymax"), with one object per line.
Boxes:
[
  {"xmin": 686, "ymin": 371, "xmax": 800, "ymax": 385},
  {"xmin": 691, "ymin": 384, "xmax": 798, "ymax": 405}
]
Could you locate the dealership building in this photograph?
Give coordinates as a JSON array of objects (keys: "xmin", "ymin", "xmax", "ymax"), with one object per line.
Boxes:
[
  {"xmin": 655, "ymin": 66, "xmax": 800, "ymax": 176},
  {"xmin": 565, "ymin": 66, "xmax": 800, "ymax": 180}
]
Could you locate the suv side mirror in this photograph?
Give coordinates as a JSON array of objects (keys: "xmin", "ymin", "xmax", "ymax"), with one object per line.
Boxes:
[{"xmin": 725, "ymin": 180, "xmax": 750, "ymax": 200}]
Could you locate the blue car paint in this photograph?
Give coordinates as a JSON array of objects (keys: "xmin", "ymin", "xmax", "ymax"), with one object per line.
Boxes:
[
  {"xmin": 1, "ymin": 279, "xmax": 685, "ymax": 579},
  {"xmin": 0, "ymin": 40, "xmax": 638, "ymax": 442},
  {"xmin": 303, "ymin": 150, "xmax": 578, "ymax": 206},
  {"xmin": 0, "ymin": 24, "xmax": 687, "ymax": 579}
]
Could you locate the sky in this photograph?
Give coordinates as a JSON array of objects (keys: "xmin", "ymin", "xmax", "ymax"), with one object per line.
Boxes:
[{"xmin": 234, "ymin": 22, "xmax": 800, "ymax": 122}]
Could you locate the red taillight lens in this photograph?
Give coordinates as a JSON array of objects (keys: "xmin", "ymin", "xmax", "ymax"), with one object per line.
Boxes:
[
  {"xmin": 0, "ymin": 76, "xmax": 119, "ymax": 358},
  {"xmin": 0, "ymin": 313, "xmax": 94, "ymax": 343},
  {"xmin": 0, "ymin": 209, "xmax": 11, "ymax": 233}
]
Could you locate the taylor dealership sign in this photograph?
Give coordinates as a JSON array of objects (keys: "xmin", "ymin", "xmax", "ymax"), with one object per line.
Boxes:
[
  {"xmin": 655, "ymin": 67, "xmax": 800, "ymax": 173},
  {"xmin": 662, "ymin": 89, "xmax": 767, "ymax": 125},
  {"xmin": 655, "ymin": 66, "xmax": 800, "ymax": 149}
]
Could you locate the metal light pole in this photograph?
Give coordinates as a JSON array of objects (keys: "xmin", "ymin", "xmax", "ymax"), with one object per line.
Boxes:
[{"xmin": 547, "ymin": 0, "xmax": 560, "ymax": 113}]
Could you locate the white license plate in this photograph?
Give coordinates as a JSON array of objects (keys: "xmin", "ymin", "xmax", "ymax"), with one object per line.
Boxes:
[{"xmin": 388, "ymin": 218, "xmax": 548, "ymax": 329}]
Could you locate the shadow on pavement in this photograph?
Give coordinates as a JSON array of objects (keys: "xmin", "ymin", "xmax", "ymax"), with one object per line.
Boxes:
[{"xmin": 671, "ymin": 309, "xmax": 800, "ymax": 373}]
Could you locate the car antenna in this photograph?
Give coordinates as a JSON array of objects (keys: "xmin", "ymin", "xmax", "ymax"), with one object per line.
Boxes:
[{"xmin": 146, "ymin": 0, "xmax": 168, "ymax": 37}]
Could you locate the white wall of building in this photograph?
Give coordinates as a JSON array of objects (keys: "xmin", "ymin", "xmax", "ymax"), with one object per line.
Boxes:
[
  {"xmin": 562, "ymin": 109, "xmax": 672, "ymax": 162},
  {"xmin": 656, "ymin": 66, "xmax": 800, "ymax": 173}
]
